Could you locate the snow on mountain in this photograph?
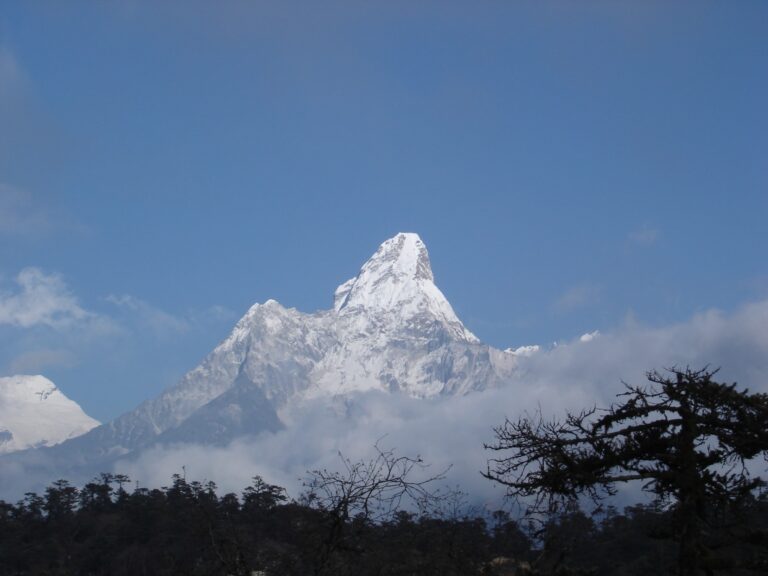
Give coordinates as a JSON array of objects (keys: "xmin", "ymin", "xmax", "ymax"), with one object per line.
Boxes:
[
  {"xmin": 333, "ymin": 233, "xmax": 477, "ymax": 342},
  {"xmin": 33, "ymin": 233, "xmax": 518, "ymax": 460},
  {"xmin": 0, "ymin": 375, "xmax": 100, "ymax": 454}
]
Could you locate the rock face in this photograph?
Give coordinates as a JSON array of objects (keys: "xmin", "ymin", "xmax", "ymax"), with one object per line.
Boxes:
[
  {"xmin": 0, "ymin": 375, "xmax": 99, "ymax": 454},
  {"xmin": 43, "ymin": 233, "xmax": 518, "ymax": 460}
]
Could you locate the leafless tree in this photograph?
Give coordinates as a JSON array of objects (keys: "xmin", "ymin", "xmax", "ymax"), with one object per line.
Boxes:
[{"xmin": 302, "ymin": 442, "xmax": 448, "ymax": 575}]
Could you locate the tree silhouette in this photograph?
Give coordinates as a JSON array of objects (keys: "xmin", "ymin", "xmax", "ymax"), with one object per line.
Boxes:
[
  {"xmin": 485, "ymin": 367, "xmax": 768, "ymax": 575},
  {"xmin": 302, "ymin": 443, "xmax": 447, "ymax": 576}
]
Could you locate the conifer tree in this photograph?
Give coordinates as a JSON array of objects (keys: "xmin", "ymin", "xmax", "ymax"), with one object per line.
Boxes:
[{"xmin": 485, "ymin": 367, "xmax": 768, "ymax": 575}]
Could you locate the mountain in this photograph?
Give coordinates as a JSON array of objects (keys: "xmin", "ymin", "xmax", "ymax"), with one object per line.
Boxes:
[
  {"xmin": 0, "ymin": 375, "xmax": 100, "ymax": 454},
  {"xmin": 24, "ymin": 233, "xmax": 519, "ymax": 464}
]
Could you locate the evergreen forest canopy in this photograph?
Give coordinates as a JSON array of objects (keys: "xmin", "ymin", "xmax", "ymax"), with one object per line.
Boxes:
[{"xmin": 1, "ymin": 368, "xmax": 767, "ymax": 576}]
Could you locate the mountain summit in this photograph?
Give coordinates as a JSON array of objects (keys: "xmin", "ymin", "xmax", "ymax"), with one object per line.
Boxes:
[
  {"xmin": 335, "ymin": 233, "xmax": 435, "ymax": 311},
  {"xmin": 29, "ymin": 233, "xmax": 516, "ymax": 463},
  {"xmin": 334, "ymin": 233, "xmax": 477, "ymax": 342}
]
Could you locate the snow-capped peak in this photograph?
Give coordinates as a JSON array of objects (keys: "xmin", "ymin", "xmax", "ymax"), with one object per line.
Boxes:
[
  {"xmin": 334, "ymin": 233, "xmax": 432, "ymax": 311},
  {"xmin": 332, "ymin": 233, "xmax": 477, "ymax": 342},
  {"xmin": 0, "ymin": 375, "xmax": 99, "ymax": 454}
]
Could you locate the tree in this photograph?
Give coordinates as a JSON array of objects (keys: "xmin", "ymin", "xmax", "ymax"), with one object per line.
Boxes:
[
  {"xmin": 242, "ymin": 475, "xmax": 287, "ymax": 513},
  {"xmin": 302, "ymin": 443, "xmax": 447, "ymax": 576},
  {"xmin": 484, "ymin": 367, "xmax": 768, "ymax": 575},
  {"xmin": 44, "ymin": 479, "xmax": 79, "ymax": 520}
]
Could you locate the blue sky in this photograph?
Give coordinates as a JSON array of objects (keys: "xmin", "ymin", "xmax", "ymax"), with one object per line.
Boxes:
[{"xmin": 1, "ymin": 1, "xmax": 767, "ymax": 422}]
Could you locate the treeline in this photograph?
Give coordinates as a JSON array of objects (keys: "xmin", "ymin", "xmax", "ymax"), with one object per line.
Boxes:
[{"xmin": 1, "ymin": 472, "xmax": 766, "ymax": 576}]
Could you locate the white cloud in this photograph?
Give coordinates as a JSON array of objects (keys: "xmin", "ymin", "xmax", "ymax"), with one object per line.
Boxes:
[
  {"xmin": 0, "ymin": 265, "xmax": 232, "ymax": 385},
  {"xmin": 579, "ymin": 330, "xmax": 600, "ymax": 342},
  {"xmin": 0, "ymin": 268, "xmax": 119, "ymax": 378},
  {"xmin": 505, "ymin": 344, "xmax": 540, "ymax": 357},
  {"xmin": 0, "ymin": 268, "xmax": 94, "ymax": 329}
]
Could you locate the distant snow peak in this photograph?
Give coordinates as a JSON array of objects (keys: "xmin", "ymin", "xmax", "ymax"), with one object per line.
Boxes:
[
  {"xmin": 0, "ymin": 375, "xmax": 99, "ymax": 454},
  {"xmin": 0, "ymin": 374, "xmax": 56, "ymax": 402}
]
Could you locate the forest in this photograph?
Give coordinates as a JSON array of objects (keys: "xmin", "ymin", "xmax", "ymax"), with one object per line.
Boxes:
[{"xmin": 0, "ymin": 472, "xmax": 766, "ymax": 576}]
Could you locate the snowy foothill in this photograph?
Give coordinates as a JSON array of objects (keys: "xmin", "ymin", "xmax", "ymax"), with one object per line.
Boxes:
[{"xmin": 0, "ymin": 375, "xmax": 99, "ymax": 454}]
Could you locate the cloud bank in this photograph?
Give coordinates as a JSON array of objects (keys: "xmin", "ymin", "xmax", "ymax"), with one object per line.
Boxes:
[{"xmin": 113, "ymin": 297, "xmax": 768, "ymax": 506}]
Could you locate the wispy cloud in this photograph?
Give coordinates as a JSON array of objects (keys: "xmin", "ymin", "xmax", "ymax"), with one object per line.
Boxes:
[
  {"xmin": 552, "ymin": 283, "xmax": 600, "ymax": 313},
  {"xmin": 0, "ymin": 184, "xmax": 51, "ymax": 236},
  {"xmin": 0, "ymin": 266, "xmax": 235, "ymax": 419},
  {"xmin": 0, "ymin": 268, "xmax": 118, "ymax": 378},
  {"xmin": 106, "ymin": 294, "xmax": 235, "ymax": 339},
  {"xmin": 0, "ymin": 44, "xmax": 22, "ymax": 99},
  {"xmin": 0, "ymin": 264, "xmax": 230, "ymax": 338},
  {"xmin": 9, "ymin": 349, "xmax": 78, "ymax": 374},
  {"xmin": 628, "ymin": 225, "xmax": 659, "ymax": 246},
  {"xmin": 106, "ymin": 294, "xmax": 191, "ymax": 337},
  {"xmin": 0, "ymin": 268, "xmax": 95, "ymax": 329}
]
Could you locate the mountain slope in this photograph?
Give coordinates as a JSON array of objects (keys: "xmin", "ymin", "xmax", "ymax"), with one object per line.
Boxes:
[
  {"xmin": 0, "ymin": 375, "xmax": 100, "ymax": 454},
  {"xmin": 38, "ymin": 233, "xmax": 518, "ymax": 460}
]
